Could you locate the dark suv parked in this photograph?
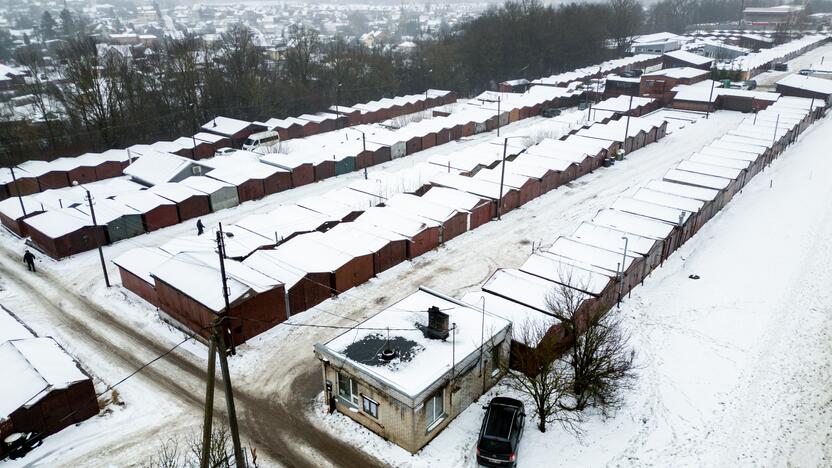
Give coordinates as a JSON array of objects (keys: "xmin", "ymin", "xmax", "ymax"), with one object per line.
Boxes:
[{"xmin": 476, "ymin": 397, "xmax": 526, "ymax": 467}]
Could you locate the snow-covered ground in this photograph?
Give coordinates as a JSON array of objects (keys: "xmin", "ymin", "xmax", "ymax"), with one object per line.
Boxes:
[
  {"xmin": 311, "ymin": 112, "xmax": 832, "ymax": 467},
  {"xmin": 0, "ymin": 106, "xmax": 790, "ymax": 466}
]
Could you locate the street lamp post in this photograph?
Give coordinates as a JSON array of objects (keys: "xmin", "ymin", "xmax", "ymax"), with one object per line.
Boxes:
[
  {"xmin": 74, "ymin": 181, "xmax": 110, "ymax": 287},
  {"xmin": 335, "ymin": 83, "xmax": 343, "ymax": 130}
]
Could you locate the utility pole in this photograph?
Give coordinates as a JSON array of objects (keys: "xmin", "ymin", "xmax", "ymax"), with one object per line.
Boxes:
[
  {"xmin": 623, "ymin": 94, "xmax": 634, "ymax": 152},
  {"xmin": 479, "ymin": 296, "xmax": 487, "ymax": 396},
  {"xmin": 706, "ymin": 79, "xmax": 716, "ymax": 120},
  {"xmin": 496, "ymin": 95, "xmax": 501, "ymax": 137},
  {"xmin": 215, "ymin": 224, "xmax": 245, "ymax": 468},
  {"xmin": 771, "ymin": 113, "xmax": 780, "ymax": 167},
  {"xmin": 497, "ymin": 138, "xmax": 507, "ymax": 220},
  {"xmin": 200, "ymin": 335, "xmax": 217, "ymax": 468},
  {"xmin": 9, "ymin": 167, "xmax": 26, "ymax": 217},
  {"xmin": 76, "ymin": 182, "xmax": 110, "ymax": 287},
  {"xmin": 618, "ymin": 236, "xmax": 628, "ymax": 308}
]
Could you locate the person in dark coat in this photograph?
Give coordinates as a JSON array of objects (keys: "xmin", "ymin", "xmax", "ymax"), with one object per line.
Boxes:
[
  {"xmin": 197, "ymin": 219, "xmax": 205, "ymax": 236},
  {"xmin": 23, "ymin": 250, "xmax": 36, "ymax": 272}
]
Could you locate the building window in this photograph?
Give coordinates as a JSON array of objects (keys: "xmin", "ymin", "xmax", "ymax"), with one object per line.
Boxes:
[
  {"xmin": 337, "ymin": 372, "xmax": 359, "ymax": 406},
  {"xmin": 425, "ymin": 389, "xmax": 445, "ymax": 430},
  {"xmin": 362, "ymin": 395, "xmax": 379, "ymax": 418},
  {"xmin": 491, "ymin": 341, "xmax": 503, "ymax": 377}
]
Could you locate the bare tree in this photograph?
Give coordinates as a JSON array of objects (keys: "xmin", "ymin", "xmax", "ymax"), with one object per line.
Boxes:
[
  {"xmin": 146, "ymin": 424, "xmax": 241, "ymax": 468},
  {"xmin": 500, "ymin": 318, "xmax": 581, "ymax": 433},
  {"xmin": 545, "ymin": 272, "xmax": 635, "ymax": 417},
  {"xmin": 607, "ymin": 0, "xmax": 645, "ymax": 56}
]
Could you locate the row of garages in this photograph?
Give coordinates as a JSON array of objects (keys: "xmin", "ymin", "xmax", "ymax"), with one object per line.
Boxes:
[
  {"xmin": 110, "ymin": 111, "xmax": 669, "ymax": 346},
  {"xmin": 0, "ymin": 150, "xmax": 131, "ymax": 200},
  {"xmin": 193, "ymin": 90, "xmax": 459, "ymax": 150},
  {"xmin": 531, "ymin": 54, "xmax": 663, "ymax": 87},
  {"xmin": 0, "ymin": 89, "xmax": 457, "ymax": 202},
  {"xmin": 460, "ymin": 96, "xmax": 825, "ymax": 358},
  {"xmin": 717, "ymin": 34, "xmax": 828, "ymax": 80},
  {"xmin": 0, "ymin": 86, "xmax": 581, "ymax": 260}
]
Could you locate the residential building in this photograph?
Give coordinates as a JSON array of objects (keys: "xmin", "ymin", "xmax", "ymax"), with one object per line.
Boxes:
[{"xmin": 314, "ymin": 288, "xmax": 511, "ymax": 453}]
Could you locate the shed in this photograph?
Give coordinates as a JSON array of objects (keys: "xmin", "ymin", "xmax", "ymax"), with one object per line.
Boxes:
[
  {"xmin": 430, "ymin": 173, "xmax": 519, "ymax": 217},
  {"xmin": 179, "ymin": 176, "xmax": 239, "ymax": 212},
  {"xmin": 152, "ymin": 252, "xmax": 286, "ymax": 344},
  {"xmin": 611, "ymin": 197, "xmax": 694, "ymax": 244},
  {"xmin": 259, "ymin": 153, "xmax": 315, "ymax": 187},
  {"xmin": 115, "ymin": 191, "xmax": 180, "ymax": 232},
  {"xmin": 473, "ymin": 167, "xmax": 540, "ymax": 207},
  {"xmin": 73, "ymin": 199, "xmax": 145, "ymax": 243},
  {"xmin": 271, "ymin": 117, "xmax": 306, "ymax": 140},
  {"xmin": 297, "ymin": 195, "xmax": 365, "ymax": 222},
  {"xmin": 201, "ymin": 117, "xmax": 265, "ymax": 148},
  {"xmin": 205, "ymin": 163, "xmax": 281, "ymax": 203},
  {"xmin": 23, "ymin": 209, "xmax": 107, "ymax": 259},
  {"xmin": 592, "ymin": 208, "xmax": 679, "ymax": 260},
  {"xmin": 662, "ymin": 50, "xmax": 713, "ymax": 70},
  {"xmin": 148, "ymin": 183, "xmax": 211, "ymax": 221},
  {"xmin": 173, "ymin": 136, "xmax": 215, "ymax": 160},
  {"xmin": 322, "ymin": 223, "xmax": 407, "ymax": 275},
  {"xmin": 235, "ymin": 204, "xmax": 338, "ymax": 245},
  {"xmin": 514, "ymin": 153, "xmax": 578, "ymax": 188},
  {"xmin": 245, "ymin": 234, "xmax": 368, "ymax": 301},
  {"xmin": 384, "ymin": 193, "xmax": 468, "ymax": 243},
  {"xmin": 0, "ymin": 196, "xmax": 45, "ymax": 236},
  {"xmin": 572, "ymin": 222, "xmax": 663, "ymax": 275},
  {"xmin": 112, "ymin": 247, "xmax": 173, "ymax": 307},
  {"xmin": 51, "ymin": 156, "xmax": 97, "ymax": 185},
  {"xmin": 17, "ymin": 160, "xmax": 68, "ymax": 191},
  {"xmin": 100, "ymin": 149, "xmax": 132, "ymax": 172},
  {"xmin": 2, "ymin": 167, "xmax": 40, "ymax": 196},
  {"xmin": 193, "ymin": 132, "xmax": 232, "ymax": 155},
  {"xmin": 354, "ymin": 206, "xmax": 441, "ymax": 259},
  {"xmin": 296, "ymin": 231, "xmax": 375, "ymax": 286},
  {"xmin": 124, "ymin": 150, "xmax": 209, "ymax": 187},
  {"xmin": 421, "ymin": 186, "xmax": 495, "ymax": 231},
  {"xmin": 644, "ymin": 179, "xmax": 723, "ymax": 221},
  {"xmin": 0, "ymin": 337, "xmax": 98, "ymax": 459},
  {"xmin": 519, "ymin": 251, "xmax": 617, "ymax": 309},
  {"xmin": 775, "ymin": 74, "xmax": 832, "ymax": 105},
  {"xmin": 547, "ymin": 236, "xmax": 643, "ymax": 288}
]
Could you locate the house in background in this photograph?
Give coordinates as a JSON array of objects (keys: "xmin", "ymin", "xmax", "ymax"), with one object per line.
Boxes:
[{"xmin": 314, "ymin": 287, "xmax": 511, "ymax": 454}]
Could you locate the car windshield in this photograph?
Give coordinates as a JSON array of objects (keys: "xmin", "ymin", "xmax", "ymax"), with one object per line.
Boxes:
[{"xmin": 484, "ymin": 405, "xmax": 515, "ymax": 439}]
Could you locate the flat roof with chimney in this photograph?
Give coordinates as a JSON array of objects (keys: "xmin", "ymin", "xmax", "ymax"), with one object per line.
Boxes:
[{"xmin": 314, "ymin": 287, "xmax": 510, "ymax": 406}]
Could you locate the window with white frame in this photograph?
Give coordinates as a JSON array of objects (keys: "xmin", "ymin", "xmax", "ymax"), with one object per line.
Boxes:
[
  {"xmin": 425, "ymin": 389, "xmax": 445, "ymax": 430},
  {"xmin": 362, "ymin": 395, "xmax": 379, "ymax": 418},
  {"xmin": 337, "ymin": 372, "xmax": 359, "ymax": 406}
]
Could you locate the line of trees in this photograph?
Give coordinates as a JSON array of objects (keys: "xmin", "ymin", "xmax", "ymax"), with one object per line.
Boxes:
[{"xmin": 2, "ymin": 0, "xmax": 648, "ymax": 165}]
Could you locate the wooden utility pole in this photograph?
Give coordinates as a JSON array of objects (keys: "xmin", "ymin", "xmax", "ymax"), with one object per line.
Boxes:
[
  {"xmin": 200, "ymin": 336, "xmax": 217, "ymax": 468},
  {"xmin": 215, "ymin": 224, "xmax": 246, "ymax": 467}
]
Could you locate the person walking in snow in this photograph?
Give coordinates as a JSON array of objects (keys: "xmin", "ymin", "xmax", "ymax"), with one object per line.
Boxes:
[
  {"xmin": 196, "ymin": 219, "xmax": 204, "ymax": 236},
  {"xmin": 23, "ymin": 250, "xmax": 36, "ymax": 272}
]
